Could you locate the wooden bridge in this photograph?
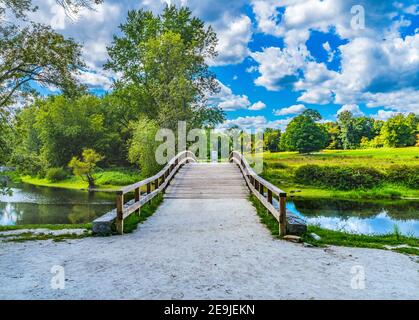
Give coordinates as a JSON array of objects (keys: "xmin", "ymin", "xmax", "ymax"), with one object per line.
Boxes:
[{"xmin": 93, "ymin": 151, "xmax": 292, "ymax": 236}]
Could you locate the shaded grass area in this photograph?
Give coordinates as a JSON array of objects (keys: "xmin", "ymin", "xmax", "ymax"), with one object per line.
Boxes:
[
  {"xmin": 118, "ymin": 194, "xmax": 164, "ymax": 234},
  {"xmin": 249, "ymin": 195, "xmax": 419, "ymax": 256},
  {"xmin": 249, "ymin": 195, "xmax": 280, "ymax": 238},
  {"xmin": 0, "ymin": 223, "xmax": 92, "ymax": 232}
]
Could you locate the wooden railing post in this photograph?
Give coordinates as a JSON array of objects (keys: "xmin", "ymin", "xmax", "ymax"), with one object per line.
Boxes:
[
  {"xmin": 116, "ymin": 193, "xmax": 124, "ymax": 235},
  {"xmin": 279, "ymin": 193, "xmax": 287, "ymax": 237},
  {"xmin": 134, "ymin": 187, "xmax": 140, "ymax": 216},
  {"xmin": 267, "ymin": 189, "xmax": 273, "ymax": 204},
  {"xmin": 147, "ymin": 182, "xmax": 151, "ymax": 194},
  {"xmin": 259, "ymin": 183, "xmax": 264, "ymax": 196}
]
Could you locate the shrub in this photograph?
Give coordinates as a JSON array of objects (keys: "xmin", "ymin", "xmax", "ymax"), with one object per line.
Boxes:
[
  {"xmin": 295, "ymin": 165, "xmax": 383, "ymax": 190},
  {"xmin": 270, "ymin": 162, "xmax": 288, "ymax": 169},
  {"xmin": 46, "ymin": 167, "xmax": 68, "ymax": 182},
  {"xmin": 95, "ymin": 171, "xmax": 141, "ymax": 186},
  {"xmin": 386, "ymin": 165, "xmax": 419, "ymax": 189}
]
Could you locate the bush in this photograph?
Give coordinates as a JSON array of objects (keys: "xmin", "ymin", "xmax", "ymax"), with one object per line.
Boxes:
[
  {"xmin": 45, "ymin": 168, "xmax": 68, "ymax": 182},
  {"xmin": 295, "ymin": 165, "xmax": 383, "ymax": 190},
  {"xmin": 95, "ymin": 170, "xmax": 141, "ymax": 186},
  {"xmin": 386, "ymin": 165, "xmax": 419, "ymax": 189}
]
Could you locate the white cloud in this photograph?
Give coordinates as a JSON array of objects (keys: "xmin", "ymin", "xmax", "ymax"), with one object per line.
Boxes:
[
  {"xmin": 274, "ymin": 104, "xmax": 306, "ymax": 116},
  {"xmin": 322, "ymin": 41, "xmax": 334, "ymax": 62},
  {"xmin": 364, "ymin": 89, "xmax": 419, "ymax": 114},
  {"xmin": 248, "ymin": 101, "xmax": 266, "ymax": 111},
  {"xmin": 337, "ymin": 104, "xmax": 364, "ymax": 117},
  {"xmin": 211, "ymin": 15, "xmax": 252, "ymax": 66},
  {"xmin": 371, "ymin": 110, "xmax": 399, "ymax": 121},
  {"xmin": 219, "ymin": 116, "xmax": 292, "ymax": 131},
  {"xmin": 208, "ymin": 81, "xmax": 250, "ymax": 111},
  {"xmin": 76, "ymin": 70, "xmax": 114, "ymax": 90},
  {"xmin": 251, "ymin": 44, "xmax": 308, "ymax": 91}
]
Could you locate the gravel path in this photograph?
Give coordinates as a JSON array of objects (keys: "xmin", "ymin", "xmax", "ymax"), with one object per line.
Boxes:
[{"xmin": 0, "ymin": 198, "xmax": 418, "ymax": 300}]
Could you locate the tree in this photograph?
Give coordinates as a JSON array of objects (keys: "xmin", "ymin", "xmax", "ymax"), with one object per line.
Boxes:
[
  {"xmin": 68, "ymin": 149, "xmax": 103, "ymax": 189},
  {"xmin": 0, "ymin": 0, "xmax": 103, "ymax": 111},
  {"xmin": 381, "ymin": 114, "xmax": 417, "ymax": 147},
  {"xmin": 128, "ymin": 118, "xmax": 162, "ymax": 178},
  {"xmin": 105, "ymin": 6, "xmax": 224, "ymax": 130},
  {"xmin": 280, "ymin": 109, "xmax": 328, "ymax": 153},
  {"xmin": 33, "ymin": 95, "xmax": 113, "ymax": 168},
  {"xmin": 323, "ymin": 122, "xmax": 341, "ymax": 149},
  {"xmin": 0, "ymin": 23, "xmax": 84, "ymax": 109},
  {"xmin": 263, "ymin": 128, "xmax": 281, "ymax": 152},
  {"xmin": 1, "ymin": 0, "xmax": 103, "ymax": 18},
  {"xmin": 337, "ymin": 112, "xmax": 377, "ymax": 149}
]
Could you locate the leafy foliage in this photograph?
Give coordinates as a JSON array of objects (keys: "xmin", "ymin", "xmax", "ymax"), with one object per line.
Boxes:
[
  {"xmin": 280, "ymin": 109, "xmax": 328, "ymax": 153},
  {"xmin": 68, "ymin": 149, "xmax": 103, "ymax": 189},
  {"xmin": 106, "ymin": 5, "xmax": 224, "ymax": 130},
  {"xmin": 295, "ymin": 165, "xmax": 384, "ymax": 190},
  {"xmin": 128, "ymin": 118, "xmax": 162, "ymax": 178},
  {"xmin": 263, "ymin": 128, "xmax": 281, "ymax": 152},
  {"xmin": 0, "ymin": 23, "xmax": 84, "ymax": 109},
  {"xmin": 381, "ymin": 113, "xmax": 418, "ymax": 147},
  {"xmin": 45, "ymin": 167, "xmax": 68, "ymax": 182}
]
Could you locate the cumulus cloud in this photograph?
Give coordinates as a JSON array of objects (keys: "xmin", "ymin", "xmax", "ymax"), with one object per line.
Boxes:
[
  {"xmin": 336, "ymin": 104, "xmax": 364, "ymax": 117},
  {"xmin": 249, "ymin": 0, "xmax": 419, "ymax": 114},
  {"xmin": 248, "ymin": 101, "xmax": 266, "ymax": 111},
  {"xmin": 218, "ymin": 116, "xmax": 292, "ymax": 131},
  {"xmin": 371, "ymin": 110, "xmax": 399, "ymax": 121},
  {"xmin": 208, "ymin": 81, "xmax": 250, "ymax": 111},
  {"xmin": 76, "ymin": 70, "xmax": 114, "ymax": 90},
  {"xmin": 210, "ymin": 15, "xmax": 252, "ymax": 66},
  {"xmin": 274, "ymin": 104, "xmax": 306, "ymax": 116}
]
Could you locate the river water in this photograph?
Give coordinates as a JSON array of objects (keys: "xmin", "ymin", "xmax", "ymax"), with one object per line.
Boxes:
[{"xmin": 1, "ymin": 183, "xmax": 418, "ymax": 236}]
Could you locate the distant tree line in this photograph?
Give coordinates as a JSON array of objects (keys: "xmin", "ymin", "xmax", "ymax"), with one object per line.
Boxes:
[{"xmin": 264, "ymin": 109, "xmax": 419, "ymax": 153}]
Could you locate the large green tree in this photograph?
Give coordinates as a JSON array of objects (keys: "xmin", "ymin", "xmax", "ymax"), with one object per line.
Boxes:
[
  {"xmin": 105, "ymin": 6, "xmax": 224, "ymax": 130},
  {"xmin": 381, "ymin": 113, "xmax": 418, "ymax": 147},
  {"xmin": 337, "ymin": 112, "xmax": 377, "ymax": 149},
  {"xmin": 280, "ymin": 109, "xmax": 328, "ymax": 154}
]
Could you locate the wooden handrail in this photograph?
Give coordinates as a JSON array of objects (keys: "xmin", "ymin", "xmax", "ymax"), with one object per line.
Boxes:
[
  {"xmin": 115, "ymin": 150, "xmax": 197, "ymax": 234},
  {"xmin": 229, "ymin": 151, "xmax": 287, "ymax": 236}
]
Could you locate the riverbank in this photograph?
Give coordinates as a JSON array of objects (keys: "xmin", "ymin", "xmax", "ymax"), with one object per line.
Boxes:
[
  {"xmin": 11, "ymin": 168, "xmax": 142, "ymax": 191},
  {"xmin": 250, "ymin": 195, "xmax": 419, "ymax": 256},
  {"xmin": 262, "ymin": 147, "xmax": 419, "ymax": 200}
]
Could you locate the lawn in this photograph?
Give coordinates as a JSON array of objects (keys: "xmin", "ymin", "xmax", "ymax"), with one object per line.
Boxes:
[
  {"xmin": 259, "ymin": 147, "xmax": 419, "ymax": 200},
  {"xmin": 20, "ymin": 168, "xmax": 141, "ymax": 191}
]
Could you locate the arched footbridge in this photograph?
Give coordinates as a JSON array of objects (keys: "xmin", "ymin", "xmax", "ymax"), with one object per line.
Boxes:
[{"xmin": 93, "ymin": 151, "xmax": 305, "ymax": 236}]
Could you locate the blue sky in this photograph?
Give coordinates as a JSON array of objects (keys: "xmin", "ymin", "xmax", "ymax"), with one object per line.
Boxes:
[{"xmin": 29, "ymin": 0, "xmax": 419, "ymax": 130}]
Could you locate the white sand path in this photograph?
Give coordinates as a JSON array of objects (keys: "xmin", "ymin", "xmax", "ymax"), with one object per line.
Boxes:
[{"xmin": 0, "ymin": 197, "xmax": 418, "ymax": 300}]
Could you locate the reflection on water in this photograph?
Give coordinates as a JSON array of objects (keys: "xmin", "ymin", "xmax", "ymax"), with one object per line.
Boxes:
[
  {"xmin": 2, "ymin": 183, "xmax": 419, "ymax": 236},
  {"xmin": 0, "ymin": 183, "xmax": 116, "ymax": 225},
  {"xmin": 288, "ymin": 199, "xmax": 419, "ymax": 237}
]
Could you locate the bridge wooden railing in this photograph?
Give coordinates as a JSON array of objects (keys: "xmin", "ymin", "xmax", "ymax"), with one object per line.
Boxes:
[
  {"xmin": 114, "ymin": 150, "xmax": 197, "ymax": 234},
  {"xmin": 229, "ymin": 151, "xmax": 287, "ymax": 236}
]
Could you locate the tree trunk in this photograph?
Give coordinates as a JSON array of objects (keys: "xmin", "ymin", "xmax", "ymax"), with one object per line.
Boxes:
[{"xmin": 87, "ymin": 174, "xmax": 96, "ymax": 190}]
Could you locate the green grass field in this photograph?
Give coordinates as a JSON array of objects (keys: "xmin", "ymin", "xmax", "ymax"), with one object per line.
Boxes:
[
  {"xmin": 260, "ymin": 147, "xmax": 419, "ymax": 199},
  {"xmin": 20, "ymin": 168, "xmax": 141, "ymax": 191}
]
